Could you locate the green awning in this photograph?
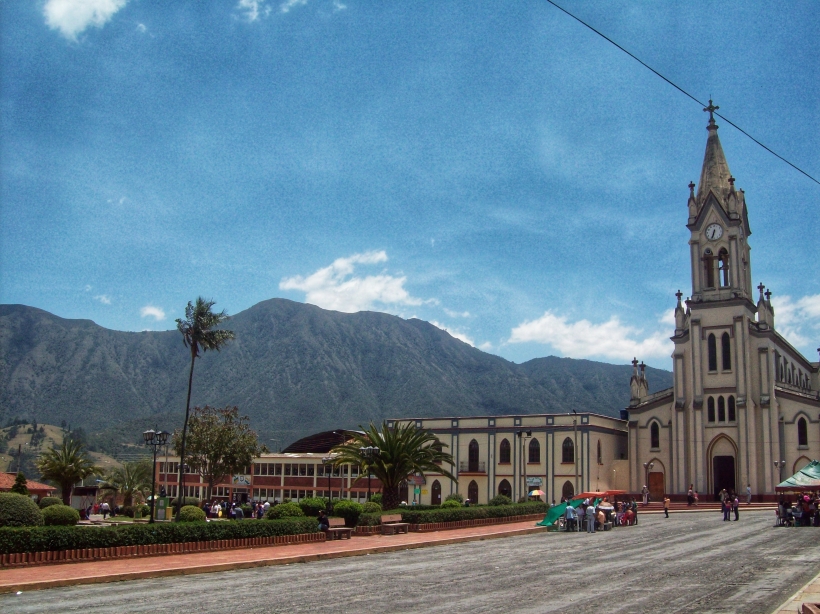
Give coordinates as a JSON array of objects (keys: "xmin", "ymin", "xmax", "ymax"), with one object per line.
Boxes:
[{"xmin": 776, "ymin": 459, "xmax": 820, "ymax": 491}]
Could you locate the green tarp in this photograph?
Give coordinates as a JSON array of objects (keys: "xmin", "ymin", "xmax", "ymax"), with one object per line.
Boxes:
[
  {"xmin": 777, "ymin": 459, "xmax": 820, "ymax": 491},
  {"xmin": 536, "ymin": 497, "xmax": 601, "ymax": 527}
]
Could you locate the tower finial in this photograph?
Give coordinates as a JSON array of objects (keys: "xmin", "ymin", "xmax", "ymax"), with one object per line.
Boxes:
[
  {"xmin": 704, "ymin": 99, "xmax": 720, "ymax": 125},
  {"xmin": 688, "ymin": 181, "xmax": 695, "ymax": 195}
]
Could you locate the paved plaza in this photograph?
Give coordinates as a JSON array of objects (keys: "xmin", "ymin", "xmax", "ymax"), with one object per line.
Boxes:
[{"xmin": 2, "ymin": 510, "xmax": 819, "ymax": 613}]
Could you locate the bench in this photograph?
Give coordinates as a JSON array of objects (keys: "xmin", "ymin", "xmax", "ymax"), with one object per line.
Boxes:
[
  {"xmin": 326, "ymin": 517, "xmax": 353, "ymax": 540},
  {"xmin": 380, "ymin": 513, "xmax": 410, "ymax": 535}
]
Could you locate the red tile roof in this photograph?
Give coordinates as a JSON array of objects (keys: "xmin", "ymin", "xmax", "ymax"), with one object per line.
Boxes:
[{"xmin": 0, "ymin": 473, "xmax": 56, "ymax": 494}]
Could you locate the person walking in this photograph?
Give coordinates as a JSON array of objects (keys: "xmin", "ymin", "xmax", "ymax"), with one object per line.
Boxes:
[
  {"xmin": 586, "ymin": 505, "xmax": 596, "ymax": 533},
  {"xmin": 576, "ymin": 503, "xmax": 586, "ymax": 532},
  {"xmin": 641, "ymin": 485, "xmax": 649, "ymax": 506},
  {"xmin": 631, "ymin": 498, "xmax": 638, "ymax": 525},
  {"xmin": 746, "ymin": 484, "xmax": 752, "ymax": 505},
  {"xmin": 733, "ymin": 495, "xmax": 740, "ymax": 521},
  {"xmin": 663, "ymin": 495, "xmax": 670, "ymax": 518},
  {"xmin": 722, "ymin": 496, "xmax": 731, "ymax": 521},
  {"xmin": 565, "ymin": 502, "xmax": 578, "ymax": 531}
]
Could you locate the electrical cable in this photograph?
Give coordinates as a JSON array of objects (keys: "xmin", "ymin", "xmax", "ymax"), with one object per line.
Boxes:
[{"xmin": 544, "ymin": 0, "xmax": 819, "ymax": 186}]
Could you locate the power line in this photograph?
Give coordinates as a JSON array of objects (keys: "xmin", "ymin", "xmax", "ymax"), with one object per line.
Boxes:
[{"xmin": 544, "ymin": 0, "xmax": 819, "ymax": 186}]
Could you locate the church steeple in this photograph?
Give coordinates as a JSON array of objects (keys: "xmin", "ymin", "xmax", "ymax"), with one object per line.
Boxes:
[{"xmin": 696, "ymin": 100, "xmax": 733, "ymax": 210}]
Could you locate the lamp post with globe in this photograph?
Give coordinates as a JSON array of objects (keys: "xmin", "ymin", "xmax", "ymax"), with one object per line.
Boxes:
[{"xmin": 143, "ymin": 428, "xmax": 169, "ymax": 523}]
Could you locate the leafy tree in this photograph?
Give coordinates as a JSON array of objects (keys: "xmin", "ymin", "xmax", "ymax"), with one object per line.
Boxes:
[
  {"xmin": 172, "ymin": 405, "xmax": 262, "ymax": 502},
  {"xmin": 99, "ymin": 460, "xmax": 152, "ymax": 507},
  {"xmin": 10, "ymin": 472, "xmax": 28, "ymax": 496},
  {"xmin": 174, "ymin": 297, "xmax": 235, "ymax": 520},
  {"xmin": 35, "ymin": 439, "xmax": 101, "ymax": 505},
  {"xmin": 330, "ymin": 422, "xmax": 456, "ymax": 511}
]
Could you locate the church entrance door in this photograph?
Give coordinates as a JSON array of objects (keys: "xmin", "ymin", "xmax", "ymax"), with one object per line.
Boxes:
[
  {"xmin": 648, "ymin": 472, "xmax": 665, "ymax": 501},
  {"xmin": 712, "ymin": 456, "xmax": 735, "ymax": 499}
]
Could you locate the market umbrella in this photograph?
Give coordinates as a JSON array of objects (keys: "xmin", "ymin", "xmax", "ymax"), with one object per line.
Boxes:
[{"xmin": 528, "ymin": 489, "xmax": 546, "ymax": 497}]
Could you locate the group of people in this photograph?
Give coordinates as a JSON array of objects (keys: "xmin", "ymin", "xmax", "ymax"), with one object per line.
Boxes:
[
  {"xmin": 563, "ymin": 497, "xmax": 628, "ymax": 532},
  {"xmin": 776, "ymin": 494, "xmax": 820, "ymax": 527},
  {"xmin": 718, "ymin": 488, "xmax": 741, "ymax": 521},
  {"xmin": 204, "ymin": 499, "xmax": 270, "ymax": 520}
]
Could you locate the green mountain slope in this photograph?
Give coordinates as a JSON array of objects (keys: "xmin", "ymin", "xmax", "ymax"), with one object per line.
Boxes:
[{"xmin": 0, "ymin": 300, "xmax": 672, "ymax": 447}]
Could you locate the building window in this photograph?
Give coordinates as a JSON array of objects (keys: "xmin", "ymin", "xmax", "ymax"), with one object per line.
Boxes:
[
  {"xmin": 722, "ymin": 332, "xmax": 731, "ymax": 371},
  {"xmin": 704, "ymin": 251, "xmax": 715, "ymax": 288},
  {"xmin": 798, "ymin": 417, "xmax": 808, "ymax": 447},
  {"xmin": 431, "ymin": 480, "xmax": 441, "ymax": 505},
  {"xmin": 708, "ymin": 334, "xmax": 717, "ymax": 371},
  {"xmin": 499, "ymin": 439, "xmax": 511, "ymax": 464},
  {"xmin": 562, "ymin": 437, "xmax": 574, "ymax": 464},
  {"xmin": 597, "ymin": 440, "xmax": 602, "ymax": 464},
  {"xmin": 708, "ymin": 397, "xmax": 715, "ymax": 423},
  {"xmin": 728, "ymin": 396, "xmax": 736, "ymax": 422},
  {"xmin": 650, "ymin": 422, "xmax": 660, "ymax": 449},
  {"xmin": 528, "ymin": 439, "xmax": 540, "ymax": 463},
  {"xmin": 468, "ymin": 439, "xmax": 479, "ymax": 472},
  {"xmin": 498, "ymin": 479, "xmax": 512, "ymax": 499},
  {"xmin": 467, "ymin": 480, "xmax": 479, "ymax": 505},
  {"xmin": 718, "ymin": 396, "xmax": 726, "ymax": 422},
  {"xmin": 718, "ymin": 248, "xmax": 730, "ymax": 287}
]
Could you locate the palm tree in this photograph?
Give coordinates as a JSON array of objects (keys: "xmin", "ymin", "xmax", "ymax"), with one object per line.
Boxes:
[
  {"xmin": 174, "ymin": 297, "xmax": 234, "ymax": 519},
  {"xmin": 36, "ymin": 439, "xmax": 101, "ymax": 505},
  {"xmin": 330, "ymin": 422, "xmax": 456, "ymax": 511},
  {"xmin": 100, "ymin": 460, "xmax": 152, "ymax": 507}
]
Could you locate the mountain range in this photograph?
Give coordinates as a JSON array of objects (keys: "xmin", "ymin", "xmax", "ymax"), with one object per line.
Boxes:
[{"xmin": 0, "ymin": 300, "xmax": 672, "ymax": 450}]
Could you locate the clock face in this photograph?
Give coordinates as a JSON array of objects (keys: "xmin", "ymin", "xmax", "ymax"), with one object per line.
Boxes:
[{"xmin": 705, "ymin": 223, "xmax": 723, "ymax": 240}]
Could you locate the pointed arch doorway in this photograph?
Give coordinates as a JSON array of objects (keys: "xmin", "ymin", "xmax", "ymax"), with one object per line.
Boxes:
[{"xmin": 708, "ymin": 435, "xmax": 737, "ymax": 500}]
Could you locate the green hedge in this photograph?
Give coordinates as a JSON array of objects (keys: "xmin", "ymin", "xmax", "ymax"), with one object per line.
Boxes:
[
  {"xmin": 0, "ymin": 517, "xmax": 318, "ymax": 555},
  {"xmin": 42, "ymin": 505, "xmax": 80, "ymax": 526},
  {"xmin": 178, "ymin": 505, "xmax": 206, "ymax": 522},
  {"xmin": 331, "ymin": 500, "xmax": 362, "ymax": 527},
  {"xmin": 298, "ymin": 497, "xmax": 327, "ymax": 517},
  {"xmin": 38, "ymin": 497, "xmax": 63, "ymax": 510},
  {"xmin": 265, "ymin": 502, "xmax": 304, "ymax": 520},
  {"xmin": 441, "ymin": 499, "xmax": 462, "ymax": 508},
  {"xmin": 397, "ymin": 502, "xmax": 548, "ymax": 525}
]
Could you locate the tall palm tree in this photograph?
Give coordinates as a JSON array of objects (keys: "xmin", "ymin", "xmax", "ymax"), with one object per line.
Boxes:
[
  {"xmin": 100, "ymin": 460, "xmax": 152, "ymax": 507},
  {"xmin": 36, "ymin": 439, "xmax": 101, "ymax": 505},
  {"xmin": 330, "ymin": 422, "xmax": 456, "ymax": 511},
  {"xmin": 174, "ymin": 297, "xmax": 234, "ymax": 519}
]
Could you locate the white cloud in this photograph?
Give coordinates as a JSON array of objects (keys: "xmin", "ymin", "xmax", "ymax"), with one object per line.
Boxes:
[
  {"xmin": 84, "ymin": 284, "xmax": 92, "ymax": 292},
  {"xmin": 280, "ymin": 251, "xmax": 425, "ymax": 313},
  {"xmin": 478, "ymin": 341, "xmax": 494, "ymax": 352},
  {"xmin": 430, "ymin": 321, "xmax": 474, "ymax": 347},
  {"xmin": 332, "ymin": 0, "xmax": 346, "ymax": 11},
  {"xmin": 140, "ymin": 305, "xmax": 166, "ymax": 321},
  {"xmin": 136, "ymin": 23, "xmax": 146, "ymax": 33},
  {"xmin": 94, "ymin": 294, "xmax": 112, "ymax": 305},
  {"xmin": 772, "ymin": 294, "xmax": 820, "ymax": 347},
  {"xmin": 444, "ymin": 308, "xmax": 470, "ymax": 318},
  {"xmin": 509, "ymin": 310, "xmax": 672, "ymax": 361},
  {"xmin": 280, "ymin": 0, "xmax": 308, "ymax": 13},
  {"xmin": 236, "ymin": 0, "xmax": 272, "ymax": 21},
  {"xmin": 44, "ymin": 0, "xmax": 128, "ymax": 41}
]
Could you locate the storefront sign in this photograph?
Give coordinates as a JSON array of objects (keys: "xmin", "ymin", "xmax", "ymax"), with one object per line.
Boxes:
[
  {"xmin": 526, "ymin": 477, "xmax": 543, "ymax": 487},
  {"xmin": 232, "ymin": 475, "xmax": 252, "ymax": 486}
]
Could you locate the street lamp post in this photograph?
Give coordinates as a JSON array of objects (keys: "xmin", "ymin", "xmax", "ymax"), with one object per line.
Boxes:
[
  {"xmin": 322, "ymin": 456, "xmax": 334, "ymax": 511},
  {"xmin": 143, "ymin": 428, "xmax": 169, "ymax": 524},
  {"xmin": 774, "ymin": 460, "xmax": 786, "ymax": 484},
  {"xmin": 359, "ymin": 446, "xmax": 381, "ymax": 501}
]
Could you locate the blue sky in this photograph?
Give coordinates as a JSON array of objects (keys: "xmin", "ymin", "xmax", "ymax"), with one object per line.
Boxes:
[{"xmin": 1, "ymin": 1, "xmax": 818, "ymax": 370}]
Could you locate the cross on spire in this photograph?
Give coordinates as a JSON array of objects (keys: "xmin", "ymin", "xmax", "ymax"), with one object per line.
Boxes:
[
  {"xmin": 765, "ymin": 289, "xmax": 772, "ymax": 301},
  {"xmin": 675, "ymin": 290, "xmax": 683, "ymax": 302},
  {"xmin": 704, "ymin": 99, "xmax": 719, "ymax": 123},
  {"xmin": 757, "ymin": 282, "xmax": 765, "ymax": 295}
]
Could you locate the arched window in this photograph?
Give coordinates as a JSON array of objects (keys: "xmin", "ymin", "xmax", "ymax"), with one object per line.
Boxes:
[
  {"xmin": 498, "ymin": 479, "xmax": 512, "ymax": 499},
  {"xmin": 704, "ymin": 251, "xmax": 715, "ymax": 288},
  {"xmin": 562, "ymin": 480, "xmax": 575, "ymax": 501},
  {"xmin": 798, "ymin": 418, "xmax": 808, "ymax": 447},
  {"xmin": 708, "ymin": 334, "xmax": 717, "ymax": 371},
  {"xmin": 467, "ymin": 480, "xmax": 479, "ymax": 505},
  {"xmin": 708, "ymin": 397, "xmax": 715, "ymax": 422},
  {"xmin": 597, "ymin": 440, "xmax": 602, "ymax": 464},
  {"xmin": 562, "ymin": 437, "xmax": 574, "ymax": 464},
  {"xmin": 528, "ymin": 438, "xmax": 540, "ymax": 463},
  {"xmin": 650, "ymin": 422, "xmax": 660, "ymax": 449},
  {"xmin": 499, "ymin": 439, "xmax": 511, "ymax": 464},
  {"xmin": 718, "ymin": 248, "xmax": 730, "ymax": 287},
  {"xmin": 718, "ymin": 396, "xmax": 726, "ymax": 422},
  {"xmin": 722, "ymin": 332, "xmax": 731, "ymax": 371},
  {"xmin": 728, "ymin": 396, "xmax": 736, "ymax": 422},
  {"xmin": 431, "ymin": 480, "xmax": 441, "ymax": 505},
  {"xmin": 468, "ymin": 439, "xmax": 479, "ymax": 472}
]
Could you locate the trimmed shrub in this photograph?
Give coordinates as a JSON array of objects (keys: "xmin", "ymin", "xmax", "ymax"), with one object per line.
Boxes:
[
  {"xmin": 239, "ymin": 504, "xmax": 253, "ymax": 517},
  {"xmin": 444, "ymin": 493, "xmax": 464, "ymax": 504},
  {"xmin": 361, "ymin": 501, "xmax": 382, "ymax": 514},
  {"xmin": 488, "ymin": 494, "xmax": 512, "ymax": 506},
  {"xmin": 356, "ymin": 512, "xmax": 382, "ymax": 526},
  {"xmin": 178, "ymin": 505, "xmax": 207, "ymax": 523},
  {"xmin": 441, "ymin": 499, "xmax": 462, "ymax": 509},
  {"xmin": 399, "ymin": 501, "xmax": 548, "ymax": 525},
  {"xmin": 265, "ymin": 502, "xmax": 304, "ymax": 520},
  {"xmin": 170, "ymin": 497, "xmax": 200, "ymax": 509},
  {"xmin": 0, "ymin": 517, "xmax": 318, "ymax": 555},
  {"xmin": 42, "ymin": 505, "xmax": 80, "ymax": 526},
  {"xmin": 0, "ymin": 493, "xmax": 44, "ymax": 528},
  {"xmin": 370, "ymin": 493, "xmax": 382, "ymax": 505},
  {"xmin": 38, "ymin": 497, "xmax": 63, "ymax": 510},
  {"xmin": 298, "ymin": 497, "xmax": 327, "ymax": 517},
  {"xmin": 331, "ymin": 500, "xmax": 363, "ymax": 527}
]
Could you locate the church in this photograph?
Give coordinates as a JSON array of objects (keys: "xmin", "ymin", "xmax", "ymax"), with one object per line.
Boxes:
[{"xmin": 626, "ymin": 102, "xmax": 820, "ymax": 501}]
